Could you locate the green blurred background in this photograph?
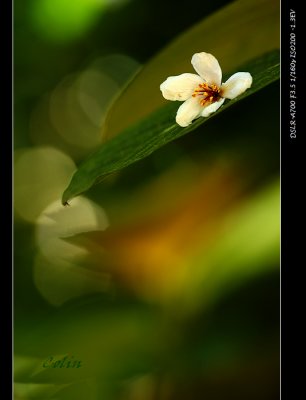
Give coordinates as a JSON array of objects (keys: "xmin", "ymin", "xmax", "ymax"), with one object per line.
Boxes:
[{"xmin": 14, "ymin": 0, "xmax": 280, "ymax": 399}]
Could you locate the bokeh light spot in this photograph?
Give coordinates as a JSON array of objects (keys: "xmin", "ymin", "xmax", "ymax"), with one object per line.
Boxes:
[
  {"xmin": 14, "ymin": 147, "xmax": 76, "ymax": 223},
  {"xmin": 35, "ymin": 197, "xmax": 110, "ymax": 306},
  {"xmin": 31, "ymin": 0, "xmax": 106, "ymax": 42}
]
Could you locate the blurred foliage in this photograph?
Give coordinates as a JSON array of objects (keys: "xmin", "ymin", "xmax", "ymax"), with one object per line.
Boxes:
[{"xmin": 14, "ymin": 0, "xmax": 280, "ymax": 399}]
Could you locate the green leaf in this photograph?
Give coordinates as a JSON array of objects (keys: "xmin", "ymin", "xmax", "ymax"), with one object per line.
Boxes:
[{"xmin": 62, "ymin": 50, "xmax": 279, "ymax": 204}]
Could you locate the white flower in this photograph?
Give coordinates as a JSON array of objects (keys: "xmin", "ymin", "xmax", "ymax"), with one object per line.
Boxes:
[{"xmin": 160, "ymin": 52, "xmax": 253, "ymax": 127}]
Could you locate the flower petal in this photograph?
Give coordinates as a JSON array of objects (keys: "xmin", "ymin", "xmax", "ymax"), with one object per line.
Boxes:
[
  {"xmin": 221, "ymin": 72, "xmax": 253, "ymax": 99},
  {"xmin": 201, "ymin": 98, "xmax": 225, "ymax": 117},
  {"xmin": 160, "ymin": 73, "xmax": 204, "ymax": 101},
  {"xmin": 191, "ymin": 52, "xmax": 222, "ymax": 86},
  {"xmin": 176, "ymin": 97, "xmax": 203, "ymax": 127}
]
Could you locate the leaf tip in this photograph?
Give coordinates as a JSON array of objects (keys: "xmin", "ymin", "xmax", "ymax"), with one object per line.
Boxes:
[{"xmin": 61, "ymin": 189, "xmax": 71, "ymax": 206}]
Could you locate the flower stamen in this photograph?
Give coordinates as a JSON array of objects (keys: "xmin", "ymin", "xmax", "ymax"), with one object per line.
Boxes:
[{"xmin": 192, "ymin": 82, "xmax": 221, "ymax": 106}]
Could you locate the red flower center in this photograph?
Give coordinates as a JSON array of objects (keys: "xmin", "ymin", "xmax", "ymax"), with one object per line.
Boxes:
[{"xmin": 192, "ymin": 83, "xmax": 221, "ymax": 106}]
